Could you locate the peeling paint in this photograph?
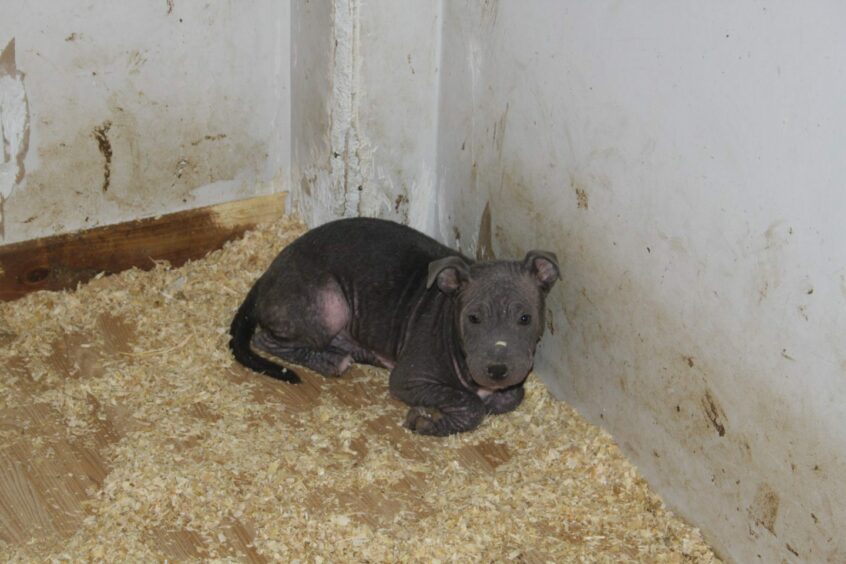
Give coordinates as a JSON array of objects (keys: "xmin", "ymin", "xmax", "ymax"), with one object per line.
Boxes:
[
  {"xmin": 1, "ymin": 2, "xmax": 290, "ymax": 244},
  {"xmin": 0, "ymin": 38, "xmax": 31, "ymax": 239},
  {"xmin": 575, "ymin": 185, "xmax": 589, "ymax": 210},
  {"xmin": 333, "ymin": 0, "xmax": 364, "ymax": 218},
  {"xmin": 291, "ymin": 0, "xmax": 442, "ymax": 235},
  {"xmin": 294, "ymin": 0, "xmax": 365, "ymax": 226}
]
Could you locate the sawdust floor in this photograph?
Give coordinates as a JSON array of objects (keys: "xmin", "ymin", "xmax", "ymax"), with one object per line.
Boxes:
[{"xmin": 0, "ymin": 216, "xmax": 719, "ymax": 563}]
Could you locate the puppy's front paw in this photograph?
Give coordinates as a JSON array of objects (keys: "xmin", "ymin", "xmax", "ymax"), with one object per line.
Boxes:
[
  {"xmin": 483, "ymin": 385, "xmax": 525, "ymax": 415},
  {"xmin": 403, "ymin": 406, "xmax": 443, "ymax": 434}
]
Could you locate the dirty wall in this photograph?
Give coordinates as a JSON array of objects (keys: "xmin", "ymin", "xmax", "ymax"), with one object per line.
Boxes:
[
  {"xmin": 291, "ymin": 2, "xmax": 846, "ymax": 562},
  {"xmin": 0, "ymin": 1, "xmax": 290, "ymax": 243},
  {"xmin": 290, "ymin": 0, "xmax": 441, "ymax": 233}
]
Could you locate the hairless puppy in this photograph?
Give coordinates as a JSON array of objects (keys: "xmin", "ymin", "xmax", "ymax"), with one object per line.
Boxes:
[{"xmin": 230, "ymin": 217, "xmax": 559, "ymax": 436}]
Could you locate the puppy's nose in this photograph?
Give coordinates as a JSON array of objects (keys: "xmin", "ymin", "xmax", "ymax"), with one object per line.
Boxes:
[{"xmin": 487, "ymin": 364, "xmax": 508, "ymax": 380}]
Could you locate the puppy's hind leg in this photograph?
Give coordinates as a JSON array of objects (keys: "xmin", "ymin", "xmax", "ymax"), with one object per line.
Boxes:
[
  {"xmin": 252, "ymin": 274, "xmax": 355, "ymax": 377},
  {"xmin": 251, "ymin": 331, "xmax": 353, "ymax": 377}
]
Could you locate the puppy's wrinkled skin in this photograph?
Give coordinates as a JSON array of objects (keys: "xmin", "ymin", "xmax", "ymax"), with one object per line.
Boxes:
[{"xmin": 230, "ymin": 218, "xmax": 559, "ymax": 436}]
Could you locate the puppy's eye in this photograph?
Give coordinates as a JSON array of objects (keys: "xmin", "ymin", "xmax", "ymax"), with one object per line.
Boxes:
[
  {"xmin": 518, "ymin": 314, "xmax": 531, "ymax": 325},
  {"xmin": 468, "ymin": 314, "xmax": 481, "ymax": 325}
]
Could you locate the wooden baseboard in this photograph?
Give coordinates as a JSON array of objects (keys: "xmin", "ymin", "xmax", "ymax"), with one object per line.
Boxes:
[{"xmin": 0, "ymin": 193, "xmax": 286, "ymax": 302}]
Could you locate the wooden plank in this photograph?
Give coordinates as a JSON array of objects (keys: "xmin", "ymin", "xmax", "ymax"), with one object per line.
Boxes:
[{"xmin": 0, "ymin": 193, "xmax": 286, "ymax": 302}]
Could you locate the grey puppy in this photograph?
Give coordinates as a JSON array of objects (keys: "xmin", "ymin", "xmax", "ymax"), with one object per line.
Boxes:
[{"xmin": 229, "ymin": 217, "xmax": 559, "ymax": 436}]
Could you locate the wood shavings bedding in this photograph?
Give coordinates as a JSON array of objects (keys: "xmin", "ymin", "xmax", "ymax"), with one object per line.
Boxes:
[{"xmin": 0, "ymin": 215, "xmax": 719, "ymax": 562}]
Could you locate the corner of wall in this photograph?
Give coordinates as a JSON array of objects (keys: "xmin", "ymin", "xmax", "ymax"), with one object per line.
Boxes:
[{"xmin": 290, "ymin": 0, "xmax": 444, "ymax": 235}]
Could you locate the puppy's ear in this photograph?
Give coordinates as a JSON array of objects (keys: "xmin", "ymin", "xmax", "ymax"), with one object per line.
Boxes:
[
  {"xmin": 427, "ymin": 256, "xmax": 471, "ymax": 294},
  {"xmin": 523, "ymin": 250, "xmax": 560, "ymax": 292}
]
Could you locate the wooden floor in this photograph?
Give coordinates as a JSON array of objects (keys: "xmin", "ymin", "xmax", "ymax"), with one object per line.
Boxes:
[{"xmin": 0, "ymin": 323, "xmax": 510, "ymax": 561}]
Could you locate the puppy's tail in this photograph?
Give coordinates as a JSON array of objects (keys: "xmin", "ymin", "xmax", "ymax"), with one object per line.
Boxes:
[{"xmin": 229, "ymin": 283, "xmax": 301, "ymax": 383}]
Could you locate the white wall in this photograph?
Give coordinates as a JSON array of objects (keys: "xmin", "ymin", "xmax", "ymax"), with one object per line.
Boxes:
[
  {"xmin": 0, "ymin": 1, "xmax": 290, "ymax": 243},
  {"xmin": 291, "ymin": 2, "xmax": 846, "ymax": 562},
  {"xmin": 434, "ymin": 2, "xmax": 846, "ymax": 562},
  {"xmin": 290, "ymin": 0, "xmax": 442, "ymax": 234}
]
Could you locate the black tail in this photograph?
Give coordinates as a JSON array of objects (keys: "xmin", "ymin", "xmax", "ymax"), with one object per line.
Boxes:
[{"xmin": 229, "ymin": 283, "xmax": 300, "ymax": 383}]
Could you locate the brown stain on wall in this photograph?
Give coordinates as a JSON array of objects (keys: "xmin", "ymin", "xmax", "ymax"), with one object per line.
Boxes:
[
  {"xmin": 749, "ymin": 483, "xmax": 780, "ymax": 534},
  {"xmin": 10, "ymin": 86, "xmax": 267, "ymax": 243},
  {"xmin": 492, "ymin": 103, "xmax": 510, "ymax": 170},
  {"xmin": 569, "ymin": 173, "xmax": 590, "ymax": 210},
  {"xmin": 575, "ymin": 187, "xmax": 589, "ymax": 210},
  {"xmin": 92, "ymin": 121, "xmax": 113, "ymax": 193},
  {"xmin": 0, "ymin": 39, "xmax": 16, "ymax": 89},
  {"xmin": 190, "ymin": 133, "xmax": 227, "ymax": 146},
  {"xmin": 476, "ymin": 201, "xmax": 496, "ymax": 261},
  {"xmin": 452, "ymin": 225, "xmax": 461, "ymax": 247},
  {"xmin": 576, "ymin": 188, "xmax": 588, "ymax": 210},
  {"xmin": 701, "ymin": 389, "xmax": 726, "ymax": 437},
  {"xmin": 394, "ymin": 192, "xmax": 409, "ymax": 221}
]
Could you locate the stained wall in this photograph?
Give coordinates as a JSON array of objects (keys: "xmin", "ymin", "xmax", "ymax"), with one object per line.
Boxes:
[
  {"xmin": 290, "ymin": 2, "xmax": 846, "ymax": 562},
  {"xmin": 433, "ymin": 2, "xmax": 846, "ymax": 562},
  {"xmin": 0, "ymin": 1, "xmax": 290, "ymax": 243},
  {"xmin": 289, "ymin": 0, "xmax": 442, "ymax": 233}
]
